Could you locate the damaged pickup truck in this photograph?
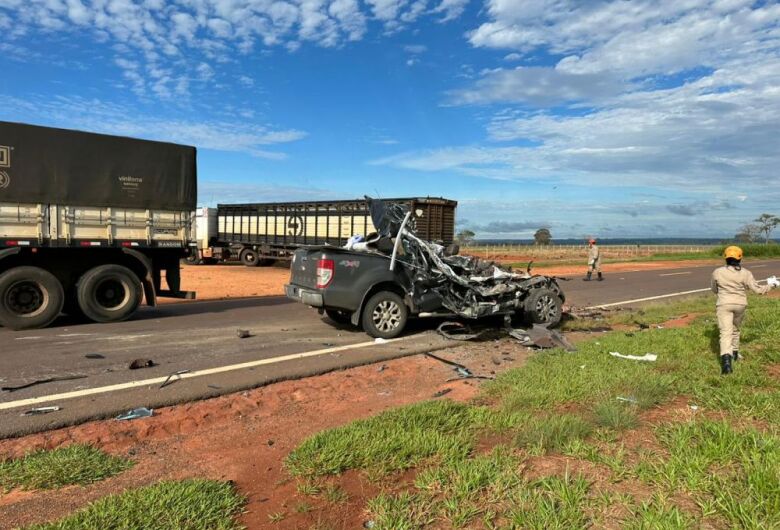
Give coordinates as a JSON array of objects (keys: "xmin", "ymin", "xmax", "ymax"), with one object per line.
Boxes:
[{"xmin": 285, "ymin": 198, "xmax": 565, "ymax": 339}]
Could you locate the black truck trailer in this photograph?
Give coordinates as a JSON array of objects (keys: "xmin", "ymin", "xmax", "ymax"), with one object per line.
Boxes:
[
  {"xmin": 0, "ymin": 121, "xmax": 197, "ymax": 329},
  {"xmin": 191, "ymin": 197, "xmax": 458, "ymax": 266}
]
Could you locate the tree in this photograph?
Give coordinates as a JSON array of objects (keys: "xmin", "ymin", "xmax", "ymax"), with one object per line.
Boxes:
[
  {"xmin": 456, "ymin": 229, "xmax": 476, "ymax": 245},
  {"xmin": 754, "ymin": 213, "xmax": 780, "ymax": 244},
  {"xmin": 735, "ymin": 223, "xmax": 762, "ymax": 243},
  {"xmin": 534, "ymin": 228, "xmax": 552, "ymax": 246}
]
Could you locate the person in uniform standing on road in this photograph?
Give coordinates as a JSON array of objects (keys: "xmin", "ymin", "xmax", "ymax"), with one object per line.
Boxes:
[
  {"xmin": 584, "ymin": 238, "xmax": 603, "ymax": 281},
  {"xmin": 711, "ymin": 246, "xmax": 779, "ymax": 375}
]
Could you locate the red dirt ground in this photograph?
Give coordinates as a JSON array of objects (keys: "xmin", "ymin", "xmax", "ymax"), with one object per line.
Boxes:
[
  {"xmin": 0, "ymin": 340, "xmax": 532, "ymax": 530},
  {"xmin": 172, "ymin": 259, "xmax": 720, "ymax": 302}
]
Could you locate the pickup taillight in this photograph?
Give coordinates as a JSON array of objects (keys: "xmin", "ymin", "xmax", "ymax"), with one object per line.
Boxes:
[{"xmin": 316, "ymin": 259, "xmax": 335, "ymax": 288}]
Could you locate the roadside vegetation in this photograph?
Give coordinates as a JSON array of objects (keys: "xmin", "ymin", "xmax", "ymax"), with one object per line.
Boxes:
[
  {"xmin": 286, "ymin": 294, "xmax": 780, "ymax": 529},
  {"xmin": 0, "ymin": 444, "xmax": 132, "ymax": 492},
  {"xmin": 23, "ymin": 479, "xmax": 245, "ymax": 530}
]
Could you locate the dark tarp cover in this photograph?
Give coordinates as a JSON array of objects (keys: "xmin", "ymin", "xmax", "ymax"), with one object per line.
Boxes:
[{"xmin": 0, "ymin": 121, "xmax": 196, "ymax": 210}]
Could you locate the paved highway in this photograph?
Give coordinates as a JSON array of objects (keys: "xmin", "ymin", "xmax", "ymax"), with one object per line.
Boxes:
[{"xmin": 1, "ymin": 259, "xmax": 778, "ymax": 437}]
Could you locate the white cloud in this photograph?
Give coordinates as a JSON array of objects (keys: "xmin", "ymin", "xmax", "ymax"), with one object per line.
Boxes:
[
  {"xmin": 0, "ymin": 0, "xmax": 464, "ymax": 99},
  {"xmin": 447, "ymin": 66, "xmax": 622, "ymax": 105},
  {"xmin": 432, "ymin": 0, "xmax": 469, "ymax": 23},
  {"xmin": 404, "ymin": 44, "xmax": 427, "ymax": 54},
  {"xmin": 373, "ymin": 0, "xmax": 780, "ymax": 210},
  {"xmin": 0, "ymin": 94, "xmax": 307, "ymax": 160}
]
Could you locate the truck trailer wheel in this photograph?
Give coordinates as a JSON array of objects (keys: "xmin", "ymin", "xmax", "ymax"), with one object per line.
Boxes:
[
  {"xmin": 361, "ymin": 291, "xmax": 408, "ymax": 339},
  {"xmin": 240, "ymin": 249, "xmax": 260, "ymax": 267},
  {"xmin": 76, "ymin": 265, "xmax": 142, "ymax": 323},
  {"xmin": 523, "ymin": 288, "xmax": 563, "ymax": 327},
  {"xmin": 0, "ymin": 267, "xmax": 64, "ymax": 330}
]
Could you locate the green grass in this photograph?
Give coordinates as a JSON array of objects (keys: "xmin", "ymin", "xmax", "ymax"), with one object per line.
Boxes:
[
  {"xmin": 23, "ymin": 479, "xmax": 245, "ymax": 530},
  {"xmin": 0, "ymin": 445, "xmax": 133, "ymax": 492},
  {"xmin": 593, "ymin": 401, "xmax": 639, "ymax": 431},
  {"xmin": 288, "ymin": 294, "xmax": 780, "ymax": 529},
  {"xmin": 514, "ymin": 414, "xmax": 593, "ymax": 453},
  {"xmin": 285, "ymin": 400, "xmax": 520, "ymax": 477}
]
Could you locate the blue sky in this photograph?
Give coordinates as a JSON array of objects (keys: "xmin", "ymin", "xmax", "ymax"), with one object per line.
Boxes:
[{"xmin": 1, "ymin": 0, "xmax": 779, "ymax": 239}]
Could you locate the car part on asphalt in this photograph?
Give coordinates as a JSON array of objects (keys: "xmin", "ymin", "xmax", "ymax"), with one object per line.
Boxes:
[
  {"xmin": 116, "ymin": 407, "xmax": 154, "ymax": 420},
  {"xmin": 436, "ymin": 321, "xmax": 488, "ymax": 341},
  {"xmin": 129, "ymin": 358, "xmax": 155, "ymax": 370},
  {"xmin": 1, "ymin": 374, "xmax": 87, "ymax": 392},
  {"xmin": 160, "ymin": 370, "xmax": 190, "ymax": 389},
  {"xmin": 20, "ymin": 406, "xmax": 62, "ymax": 416}
]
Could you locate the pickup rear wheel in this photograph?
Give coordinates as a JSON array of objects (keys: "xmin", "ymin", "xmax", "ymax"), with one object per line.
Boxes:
[
  {"xmin": 76, "ymin": 265, "xmax": 142, "ymax": 323},
  {"xmin": 0, "ymin": 266, "xmax": 64, "ymax": 330},
  {"xmin": 362, "ymin": 291, "xmax": 408, "ymax": 339}
]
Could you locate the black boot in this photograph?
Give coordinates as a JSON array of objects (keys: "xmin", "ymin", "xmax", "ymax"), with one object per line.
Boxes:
[
  {"xmin": 720, "ymin": 354, "xmax": 733, "ymax": 375},
  {"xmin": 732, "ymin": 350, "xmax": 739, "ymax": 362},
  {"xmin": 597, "ymin": 272, "xmax": 604, "ymax": 281},
  {"xmin": 584, "ymin": 272, "xmax": 592, "ymax": 281}
]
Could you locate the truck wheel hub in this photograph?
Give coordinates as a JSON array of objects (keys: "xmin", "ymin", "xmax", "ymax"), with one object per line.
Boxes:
[
  {"xmin": 373, "ymin": 301, "xmax": 401, "ymax": 332},
  {"xmin": 95, "ymin": 279, "xmax": 127, "ymax": 309},
  {"xmin": 6, "ymin": 281, "xmax": 45, "ymax": 315}
]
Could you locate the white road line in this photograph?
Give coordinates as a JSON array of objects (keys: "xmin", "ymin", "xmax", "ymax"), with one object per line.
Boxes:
[
  {"xmin": 659, "ymin": 272, "xmax": 692, "ymax": 277},
  {"xmin": 0, "ymin": 337, "xmax": 408, "ymax": 411},
  {"xmin": 588, "ymin": 278, "xmax": 771, "ymax": 309},
  {"xmin": 752, "ymin": 265, "xmax": 767, "ymax": 268},
  {"xmin": 588, "ymin": 288, "xmax": 711, "ymax": 309}
]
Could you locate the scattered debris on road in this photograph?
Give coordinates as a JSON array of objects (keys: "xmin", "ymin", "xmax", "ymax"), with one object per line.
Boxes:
[
  {"xmin": 129, "ymin": 358, "xmax": 155, "ymax": 370},
  {"xmin": 508, "ymin": 324, "xmax": 577, "ymax": 351},
  {"xmin": 424, "ymin": 352, "xmax": 495, "ymax": 382},
  {"xmin": 432, "ymin": 388, "xmax": 453, "ymax": 398},
  {"xmin": 609, "ymin": 351, "xmax": 658, "ymax": 362},
  {"xmin": 20, "ymin": 406, "xmax": 62, "ymax": 416},
  {"xmin": 160, "ymin": 370, "xmax": 190, "ymax": 389},
  {"xmin": 237, "ymin": 329, "xmax": 251, "ymax": 339},
  {"xmin": 116, "ymin": 407, "xmax": 154, "ymax": 421},
  {"xmin": 2, "ymin": 374, "xmax": 87, "ymax": 392},
  {"xmin": 436, "ymin": 321, "xmax": 487, "ymax": 341},
  {"xmin": 85, "ymin": 353, "xmax": 105, "ymax": 359}
]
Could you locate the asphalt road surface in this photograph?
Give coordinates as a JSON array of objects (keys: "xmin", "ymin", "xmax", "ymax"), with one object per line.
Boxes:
[{"xmin": 2, "ymin": 259, "xmax": 778, "ymax": 437}]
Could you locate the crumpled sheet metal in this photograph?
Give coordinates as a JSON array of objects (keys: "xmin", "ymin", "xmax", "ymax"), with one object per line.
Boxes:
[
  {"xmin": 436, "ymin": 321, "xmax": 487, "ymax": 341},
  {"xmin": 509, "ymin": 324, "xmax": 577, "ymax": 352},
  {"xmin": 364, "ymin": 197, "xmax": 564, "ymax": 321}
]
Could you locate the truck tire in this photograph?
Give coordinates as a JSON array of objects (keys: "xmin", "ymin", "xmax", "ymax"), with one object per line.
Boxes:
[
  {"xmin": 523, "ymin": 288, "xmax": 563, "ymax": 327},
  {"xmin": 325, "ymin": 308, "xmax": 353, "ymax": 326},
  {"xmin": 183, "ymin": 251, "xmax": 202, "ymax": 265},
  {"xmin": 0, "ymin": 266, "xmax": 64, "ymax": 330},
  {"xmin": 76, "ymin": 265, "xmax": 142, "ymax": 323},
  {"xmin": 240, "ymin": 249, "xmax": 260, "ymax": 267},
  {"xmin": 361, "ymin": 291, "xmax": 408, "ymax": 339}
]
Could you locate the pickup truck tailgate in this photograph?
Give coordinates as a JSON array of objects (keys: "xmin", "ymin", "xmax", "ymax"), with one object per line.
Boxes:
[{"xmin": 289, "ymin": 249, "xmax": 321, "ymax": 289}]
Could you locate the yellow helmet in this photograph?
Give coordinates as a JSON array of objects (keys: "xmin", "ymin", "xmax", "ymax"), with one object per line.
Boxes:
[{"xmin": 724, "ymin": 246, "xmax": 743, "ymax": 260}]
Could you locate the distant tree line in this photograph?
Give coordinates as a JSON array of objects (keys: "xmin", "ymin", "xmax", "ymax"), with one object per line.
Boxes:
[{"xmin": 735, "ymin": 213, "xmax": 780, "ymax": 243}]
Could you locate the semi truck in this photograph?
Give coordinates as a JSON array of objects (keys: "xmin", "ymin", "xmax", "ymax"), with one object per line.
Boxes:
[
  {"xmin": 0, "ymin": 121, "xmax": 196, "ymax": 330},
  {"xmin": 188, "ymin": 197, "xmax": 457, "ymax": 266}
]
